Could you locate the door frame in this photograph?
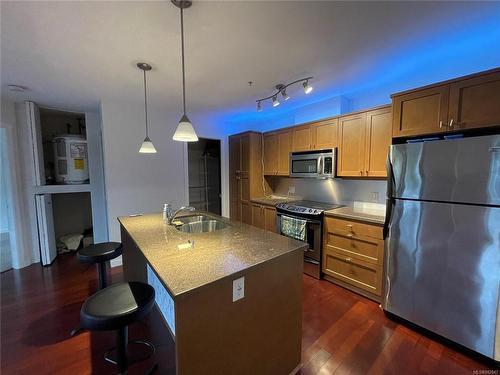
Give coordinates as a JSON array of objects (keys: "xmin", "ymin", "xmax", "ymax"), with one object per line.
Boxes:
[{"xmin": 183, "ymin": 136, "xmax": 228, "ymax": 218}]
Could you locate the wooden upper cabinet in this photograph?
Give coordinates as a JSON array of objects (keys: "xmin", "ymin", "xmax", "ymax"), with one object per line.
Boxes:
[
  {"xmin": 392, "ymin": 85, "xmax": 449, "ymax": 138},
  {"xmin": 292, "ymin": 125, "xmax": 313, "ymax": 151},
  {"xmin": 364, "ymin": 107, "xmax": 392, "ymax": 177},
  {"xmin": 448, "ymin": 71, "xmax": 500, "ymax": 131},
  {"xmin": 263, "ymin": 132, "xmax": 278, "ymax": 175},
  {"xmin": 311, "ymin": 119, "xmax": 338, "ymax": 150},
  {"xmin": 277, "ymin": 129, "xmax": 292, "ymax": 175},
  {"xmin": 338, "ymin": 113, "xmax": 367, "ymax": 177}
]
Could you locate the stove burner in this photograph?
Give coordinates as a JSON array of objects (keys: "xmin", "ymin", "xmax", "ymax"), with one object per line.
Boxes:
[{"xmin": 276, "ymin": 200, "xmax": 343, "ymax": 216}]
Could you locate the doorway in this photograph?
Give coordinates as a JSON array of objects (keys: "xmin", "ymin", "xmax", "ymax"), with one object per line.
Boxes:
[
  {"xmin": 0, "ymin": 128, "xmax": 13, "ymax": 272},
  {"xmin": 187, "ymin": 138, "xmax": 222, "ymax": 215}
]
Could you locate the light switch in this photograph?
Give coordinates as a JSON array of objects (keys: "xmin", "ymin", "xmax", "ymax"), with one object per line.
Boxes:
[
  {"xmin": 288, "ymin": 186, "xmax": 295, "ymax": 195},
  {"xmin": 232, "ymin": 277, "xmax": 244, "ymax": 302}
]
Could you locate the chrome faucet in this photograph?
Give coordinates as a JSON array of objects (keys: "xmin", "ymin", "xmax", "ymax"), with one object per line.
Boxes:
[{"xmin": 167, "ymin": 206, "xmax": 196, "ymax": 225}]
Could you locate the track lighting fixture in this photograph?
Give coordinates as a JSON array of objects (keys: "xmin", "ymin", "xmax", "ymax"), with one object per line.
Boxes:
[
  {"xmin": 303, "ymin": 80, "xmax": 313, "ymax": 94},
  {"xmin": 281, "ymin": 88, "xmax": 290, "ymax": 101},
  {"xmin": 255, "ymin": 77, "xmax": 313, "ymax": 111}
]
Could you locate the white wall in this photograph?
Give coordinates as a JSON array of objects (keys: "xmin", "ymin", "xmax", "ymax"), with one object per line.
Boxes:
[
  {"xmin": 1, "ymin": 100, "xmax": 35, "ymax": 268},
  {"xmin": 100, "ymin": 98, "xmax": 229, "ymax": 266}
]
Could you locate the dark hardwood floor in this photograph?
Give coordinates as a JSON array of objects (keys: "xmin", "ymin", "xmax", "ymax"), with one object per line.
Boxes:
[{"xmin": 1, "ymin": 254, "xmax": 492, "ymax": 374}]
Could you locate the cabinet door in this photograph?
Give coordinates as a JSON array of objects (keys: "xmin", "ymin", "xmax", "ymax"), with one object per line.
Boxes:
[
  {"xmin": 263, "ymin": 132, "xmax": 278, "ymax": 175},
  {"xmin": 229, "ymin": 136, "xmax": 241, "ymax": 221},
  {"xmin": 448, "ymin": 71, "xmax": 500, "ymax": 131},
  {"xmin": 364, "ymin": 107, "xmax": 392, "ymax": 177},
  {"xmin": 292, "ymin": 125, "xmax": 312, "ymax": 151},
  {"xmin": 392, "ymin": 85, "xmax": 449, "ymax": 138},
  {"xmin": 277, "ymin": 130, "xmax": 292, "ymax": 176},
  {"xmin": 264, "ymin": 206, "xmax": 277, "ymax": 233},
  {"xmin": 241, "ymin": 202, "xmax": 252, "ymax": 225},
  {"xmin": 311, "ymin": 118, "xmax": 338, "ymax": 150},
  {"xmin": 252, "ymin": 204, "xmax": 265, "ymax": 229},
  {"xmin": 338, "ymin": 113, "xmax": 367, "ymax": 177}
]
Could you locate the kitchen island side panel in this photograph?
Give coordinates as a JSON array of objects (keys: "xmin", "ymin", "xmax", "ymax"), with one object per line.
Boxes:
[{"xmin": 174, "ymin": 248, "xmax": 303, "ymax": 375}]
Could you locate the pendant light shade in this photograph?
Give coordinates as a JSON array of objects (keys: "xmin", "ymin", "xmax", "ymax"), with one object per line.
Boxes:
[
  {"xmin": 137, "ymin": 62, "xmax": 157, "ymax": 154},
  {"xmin": 139, "ymin": 136, "xmax": 157, "ymax": 153},
  {"xmin": 173, "ymin": 114, "xmax": 198, "ymax": 142},
  {"xmin": 172, "ymin": 0, "xmax": 198, "ymax": 142}
]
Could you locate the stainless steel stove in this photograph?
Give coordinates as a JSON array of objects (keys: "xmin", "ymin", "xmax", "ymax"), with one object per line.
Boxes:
[{"xmin": 276, "ymin": 200, "xmax": 343, "ymax": 279}]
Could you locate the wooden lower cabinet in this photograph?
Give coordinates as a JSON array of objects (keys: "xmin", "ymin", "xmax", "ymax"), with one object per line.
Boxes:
[
  {"xmin": 322, "ymin": 215, "xmax": 384, "ymax": 301},
  {"xmin": 251, "ymin": 204, "xmax": 265, "ymax": 229},
  {"xmin": 241, "ymin": 202, "xmax": 252, "ymax": 225},
  {"xmin": 264, "ymin": 206, "xmax": 277, "ymax": 233},
  {"xmin": 251, "ymin": 203, "xmax": 277, "ymax": 233}
]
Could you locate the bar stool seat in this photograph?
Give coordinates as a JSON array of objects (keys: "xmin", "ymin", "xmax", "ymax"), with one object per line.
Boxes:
[
  {"xmin": 78, "ymin": 242, "xmax": 123, "ymax": 290},
  {"xmin": 78, "ymin": 242, "xmax": 123, "ymax": 264},
  {"xmin": 81, "ymin": 282, "xmax": 155, "ymax": 330},
  {"xmin": 80, "ymin": 282, "xmax": 156, "ymax": 374}
]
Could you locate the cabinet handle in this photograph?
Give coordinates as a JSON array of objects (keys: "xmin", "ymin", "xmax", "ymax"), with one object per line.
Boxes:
[
  {"xmin": 346, "ymin": 233, "xmax": 353, "ymax": 238},
  {"xmin": 345, "ymin": 257, "xmax": 352, "ymax": 262},
  {"xmin": 439, "ymin": 120, "xmax": 443, "ymax": 129},
  {"xmin": 346, "ymin": 224, "xmax": 353, "ymax": 228},
  {"xmin": 236, "ymin": 170, "xmax": 241, "ymax": 173},
  {"xmin": 359, "ymin": 171, "xmax": 363, "ymax": 175},
  {"xmin": 236, "ymin": 176, "xmax": 241, "ymax": 180},
  {"xmin": 365, "ymin": 170, "xmax": 369, "ymax": 175},
  {"xmin": 449, "ymin": 118, "xmax": 454, "ymax": 128}
]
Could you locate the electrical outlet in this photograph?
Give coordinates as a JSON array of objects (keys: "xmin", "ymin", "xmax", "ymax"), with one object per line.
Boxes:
[
  {"xmin": 370, "ymin": 192, "xmax": 379, "ymax": 202},
  {"xmin": 232, "ymin": 277, "xmax": 245, "ymax": 302},
  {"xmin": 288, "ymin": 186, "xmax": 295, "ymax": 195}
]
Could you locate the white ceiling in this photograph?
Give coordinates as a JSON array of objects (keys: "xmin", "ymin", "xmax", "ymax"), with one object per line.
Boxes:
[{"xmin": 2, "ymin": 1, "xmax": 500, "ymax": 124}]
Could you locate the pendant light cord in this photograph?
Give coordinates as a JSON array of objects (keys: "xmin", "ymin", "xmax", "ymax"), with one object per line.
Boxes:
[
  {"xmin": 143, "ymin": 69, "xmax": 149, "ymax": 137},
  {"xmin": 180, "ymin": 5, "xmax": 187, "ymax": 115}
]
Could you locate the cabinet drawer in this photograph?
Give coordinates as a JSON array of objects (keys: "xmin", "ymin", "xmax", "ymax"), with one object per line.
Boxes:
[
  {"xmin": 325, "ymin": 216, "xmax": 383, "ymax": 240},
  {"xmin": 325, "ymin": 232, "xmax": 383, "ymax": 265},
  {"xmin": 323, "ymin": 249, "xmax": 382, "ymax": 296}
]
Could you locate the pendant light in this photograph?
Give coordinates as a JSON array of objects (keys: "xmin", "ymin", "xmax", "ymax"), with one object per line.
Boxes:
[
  {"xmin": 137, "ymin": 62, "xmax": 157, "ymax": 153},
  {"xmin": 172, "ymin": 0, "xmax": 198, "ymax": 142}
]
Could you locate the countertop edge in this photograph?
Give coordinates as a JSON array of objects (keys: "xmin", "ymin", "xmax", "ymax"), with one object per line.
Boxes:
[
  {"xmin": 118, "ymin": 216, "xmax": 308, "ymax": 300},
  {"xmin": 324, "ymin": 210, "xmax": 385, "ymax": 225}
]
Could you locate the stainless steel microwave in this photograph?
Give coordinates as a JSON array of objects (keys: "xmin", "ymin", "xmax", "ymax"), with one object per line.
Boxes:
[{"xmin": 289, "ymin": 149, "xmax": 336, "ymax": 178}]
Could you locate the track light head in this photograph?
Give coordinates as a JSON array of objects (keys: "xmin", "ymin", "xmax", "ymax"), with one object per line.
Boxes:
[
  {"xmin": 303, "ymin": 80, "xmax": 313, "ymax": 94},
  {"xmin": 272, "ymin": 96, "xmax": 280, "ymax": 107},
  {"xmin": 257, "ymin": 101, "xmax": 262, "ymax": 112},
  {"xmin": 281, "ymin": 89, "xmax": 290, "ymax": 101}
]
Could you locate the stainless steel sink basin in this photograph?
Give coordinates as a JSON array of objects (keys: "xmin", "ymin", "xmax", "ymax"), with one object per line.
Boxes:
[
  {"xmin": 175, "ymin": 219, "xmax": 226, "ymax": 233},
  {"xmin": 174, "ymin": 214, "xmax": 213, "ymax": 224}
]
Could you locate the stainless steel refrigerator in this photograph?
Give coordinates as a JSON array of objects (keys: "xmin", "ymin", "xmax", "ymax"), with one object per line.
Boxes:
[{"xmin": 382, "ymin": 134, "xmax": 500, "ymax": 361}]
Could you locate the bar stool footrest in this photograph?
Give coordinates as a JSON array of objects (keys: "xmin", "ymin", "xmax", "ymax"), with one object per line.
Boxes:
[{"xmin": 104, "ymin": 339, "xmax": 156, "ymax": 366}]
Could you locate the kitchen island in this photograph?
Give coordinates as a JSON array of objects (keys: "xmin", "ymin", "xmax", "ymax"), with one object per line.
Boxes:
[{"xmin": 118, "ymin": 212, "xmax": 307, "ymax": 375}]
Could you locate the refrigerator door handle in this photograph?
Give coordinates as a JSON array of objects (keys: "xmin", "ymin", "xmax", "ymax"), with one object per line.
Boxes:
[{"xmin": 383, "ymin": 152, "xmax": 395, "ymax": 239}]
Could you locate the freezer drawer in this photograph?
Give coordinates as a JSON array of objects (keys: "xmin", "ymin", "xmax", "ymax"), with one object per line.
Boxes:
[
  {"xmin": 390, "ymin": 135, "xmax": 500, "ymax": 205},
  {"xmin": 383, "ymin": 199, "xmax": 500, "ymax": 359}
]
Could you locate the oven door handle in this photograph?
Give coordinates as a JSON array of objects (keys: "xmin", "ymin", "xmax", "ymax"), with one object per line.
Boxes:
[
  {"xmin": 276, "ymin": 212, "xmax": 322, "ymax": 225},
  {"xmin": 317, "ymin": 156, "xmax": 323, "ymax": 176}
]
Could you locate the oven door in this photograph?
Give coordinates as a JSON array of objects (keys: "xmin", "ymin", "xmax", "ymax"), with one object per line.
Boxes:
[{"xmin": 276, "ymin": 212, "xmax": 322, "ymax": 279}]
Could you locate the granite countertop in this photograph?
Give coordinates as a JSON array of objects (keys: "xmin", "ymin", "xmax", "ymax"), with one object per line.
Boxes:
[
  {"xmin": 250, "ymin": 196, "xmax": 294, "ymax": 206},
  {"xmin": 118, "ymin": 213, "xmax": 307, "ymax": 299},
  {"xmin": 325, "ymin": 206, "xmax": 386, "ymax": 225}
]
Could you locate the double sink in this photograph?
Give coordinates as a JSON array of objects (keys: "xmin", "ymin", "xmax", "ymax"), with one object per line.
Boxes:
[{"xmin": 173, "ymin": 214, "xmax": 227, "ymax": 233}]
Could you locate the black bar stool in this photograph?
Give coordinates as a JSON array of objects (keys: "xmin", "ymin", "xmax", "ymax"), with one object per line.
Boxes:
[
  {"xmin": 71, "ymin": 242, "xmax": 123, "ymax": 337},
  {"xmin": 80, "ymin": 282, "xmax": 157, "ymax": 374},
  {"xmin": 78, "ymin": 242, "xmax": 123, "ymax": 290}
]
